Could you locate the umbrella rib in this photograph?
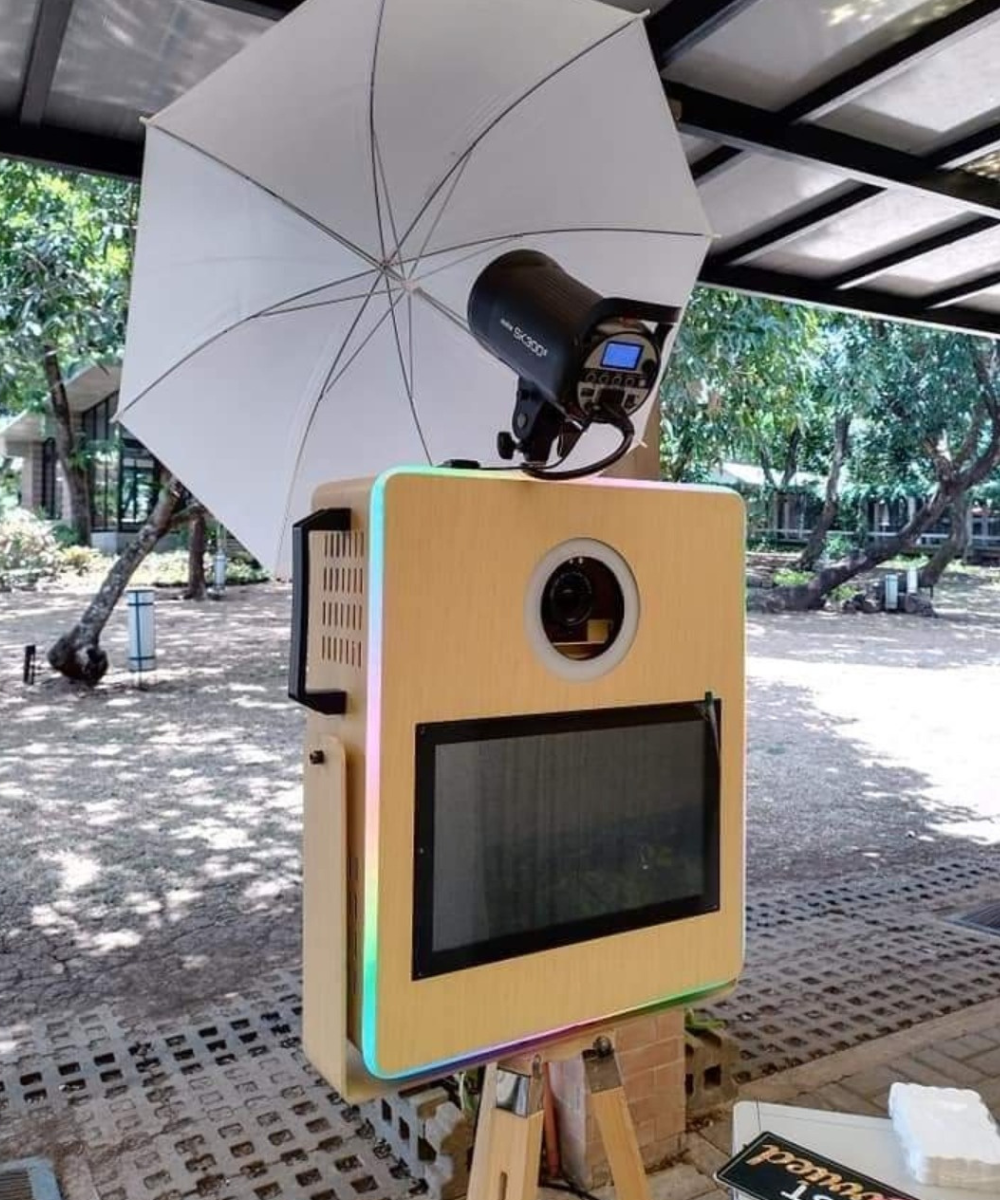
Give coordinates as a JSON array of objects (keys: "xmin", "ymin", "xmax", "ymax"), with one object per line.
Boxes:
[
  {"xmin": 117, "ymin": 267, "xmax": 380, "ymax": 418},
  {"xmin": 407, "ymin": 293, "xmax": 415, "ymax": 403},
  {"xmin": 256, "ymin": 267, "xmax": 381, "ymax": 316},
  {"xmin": 407, "ymin": 226, "xmax": 707, "ymax": 275},
  {"xmin": 150, "ymin": 126, "xmax": 383, "ymax": 274},
  {"xmin": 385, "ymin": 276, "xmax": 430, "ymax": 462},
  {"xmin": 321, "ymin": 289, "xmax": 406, "ymax": 398},
  {"xmin": 374, "ymin": 131, "xmax": 404, "ymax": 271},
  {"xmin": 258, "ymin": 291, "xmax": 380, "ymax": 317},
  {"xmin": 275, "ymin": 277, "xmax": 396, "ymax": 546},
  {"xmin": 369, "ymin": 0, "xmax": 390, "ymax": 263},
  {"xmin": 395, "ymin": 18, "xmax": 636, "ymax": 258},
  {"xmin": 408, "ymin": 235, "xmax": 522, "ymax": 285},
  {"xmin": 313, "ymin": 274, "xmax": 386, "ymax": 403},
  {"xmin": 405, "ymin": 152, "xmax": 474, "ymax": 277}
]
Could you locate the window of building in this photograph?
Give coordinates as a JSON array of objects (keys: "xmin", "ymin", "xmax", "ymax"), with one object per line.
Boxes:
[
  {"xmin": 40, "ymin": 438, "xmax": 61, "ymax": 519},
  {"xmin": 118, "ymin": 435, "xmax": 159, "ymax": 529}
]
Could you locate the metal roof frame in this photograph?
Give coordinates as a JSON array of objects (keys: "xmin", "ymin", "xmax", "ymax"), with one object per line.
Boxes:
[{"xmin": 5, "ymin": 0, "xmax": 1000, "ymax": 335}]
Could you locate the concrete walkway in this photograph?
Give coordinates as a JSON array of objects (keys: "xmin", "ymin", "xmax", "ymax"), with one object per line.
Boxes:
[{"xmin": 672, "ymin": 997, "xmax": 1000, "ymax": 1200}]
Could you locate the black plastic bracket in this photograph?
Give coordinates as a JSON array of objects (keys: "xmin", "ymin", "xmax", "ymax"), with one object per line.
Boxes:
[{"xmin": 288, "ymin": 507, "xmax": 352, "ymax": 715}]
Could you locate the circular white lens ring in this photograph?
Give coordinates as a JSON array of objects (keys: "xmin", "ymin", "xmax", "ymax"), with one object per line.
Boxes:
[{"xmin": 524, "ymin": 538, "xmax": 640, "ymax": 681}]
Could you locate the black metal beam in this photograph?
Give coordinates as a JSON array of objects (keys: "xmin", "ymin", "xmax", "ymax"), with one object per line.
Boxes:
[
  {"xmin": 925, "ymin": 268, "xmax": 1000, "ymax": 309},
  {"xmin": 683, "ymin": 1, "xmax": 1000, "ymax": 185},
  {"xmin": 698, "ymin": 260, "xmax": 1000, "ymax": 339},
  {"xmin": 674, "ymin": 84, "xmax": 1000, "ymax": 217},
  {"xmin": 198, "ymin": 0, "xmax": 301, "ymax": 18},
  {"xmin": 20, "ymin": 0, "xmax": 75, "ymax": 126},
  {"xmin": 828, "ymin": 217, "xmax": 998, "ymax": 290},
  {"xmin": 720, "ymin": 116, "xmax": 1000, "ymax": 276},
  {"xmin": 645, "ymin": 0, "xmax": 760, "ymax": 71},
  {"xmin": 0, "ymin": 120, "xmax": 142, "ymax": 180},
  {"xmin": 673, "ymin": 84, "xmax": 1000, "ymax": 279}
]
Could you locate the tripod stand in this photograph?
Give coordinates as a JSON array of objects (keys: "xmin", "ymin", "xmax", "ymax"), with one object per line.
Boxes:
[{"xmin": 468, "ymin": 1033, "xmax": 651, "ymax": 1200}]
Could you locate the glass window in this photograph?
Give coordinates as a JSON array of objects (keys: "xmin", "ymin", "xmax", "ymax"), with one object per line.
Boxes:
[{"xmin": 41, "ymin": 438, "xmax": 61, "ymax": 519}]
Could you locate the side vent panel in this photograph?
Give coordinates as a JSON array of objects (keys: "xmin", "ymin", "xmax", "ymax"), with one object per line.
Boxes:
[{"xmin": 318, "ymin": 529, "xmax": 366, "ymax": 672}]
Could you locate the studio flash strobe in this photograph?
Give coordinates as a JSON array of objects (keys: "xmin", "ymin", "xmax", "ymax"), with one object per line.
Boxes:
[{"xmin": 468, "ymin": 250, "xmax": 680, "ymax": 477}]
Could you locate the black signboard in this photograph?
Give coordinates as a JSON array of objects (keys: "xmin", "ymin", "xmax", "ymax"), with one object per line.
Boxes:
[{"xmin": 716, "ymin": 1131, "xmax": 921, "ymax": 1200}]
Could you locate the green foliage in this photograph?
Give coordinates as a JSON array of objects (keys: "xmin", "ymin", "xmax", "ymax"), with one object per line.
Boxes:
[
  {"xmin": 130, "ymin": 550, "xmax": 269, "ymax": 587},
  {"xmin": 772, "ymin": 567, "xmax": 812, "ymax": 588},
  {"xmin": 50, "ymin": 520, "xmax": 83, "ymax": 547},
  {"xmin": 829, "ymin": 583, "xmax": 859, "ymax": 604},
  {"xmin": 660, "ymin": 288, "xmax": 829, "ymax": 483},
  {"xmin": 58, "ymin": 544, "xmax": 107, "ymax": 576},
  {"xmin": 824, "ymin": 532, "xmax": 859, "ymax": 560},
  {"xmin": 0, "ymin": 160, "xmax": 136, "ymax": 418},
  {"xmin": 0, "ymin": 457, "xmax": 19, "ymax": 513},
  {"xmin": 0, "ymin": 508, "xmax": 61, "ymax": 586}
]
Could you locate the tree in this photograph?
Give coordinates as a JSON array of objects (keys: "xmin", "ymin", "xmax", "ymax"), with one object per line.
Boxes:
[
  {"xmin": 47, "ymin": 473, "xmax": 198, "ymax": 685},
  {"xmin": 780, "ymin": 330, "xmax": 1000, "ymax": 608},
  {"xmin": 184, "ymin": 509, "xmax": 208, "ymax": 601},
  {"xmin": 660, "ymin": 288, "xmax": 829, "ymax": 487},
  {"xmin": 920, "ymin": 494, "xmax": 969, "ymax": 588},
  {"xmin": 0, "ymin": 160, "xmax": 135, "ymax": 543}
]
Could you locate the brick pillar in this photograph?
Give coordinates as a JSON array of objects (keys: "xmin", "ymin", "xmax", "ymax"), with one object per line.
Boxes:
[{"xmin": 548, "ymin": 1010, "xmax": 686, "ymax": 1188}]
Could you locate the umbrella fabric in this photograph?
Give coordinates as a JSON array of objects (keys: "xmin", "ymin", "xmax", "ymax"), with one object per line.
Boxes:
[{"xmin": 119, "ymin": 0, "xmax": 711, "ymax": 572}]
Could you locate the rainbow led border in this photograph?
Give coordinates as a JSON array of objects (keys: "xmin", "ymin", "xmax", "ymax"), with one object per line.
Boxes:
[{"xmin": 360, "ymin": 465, "xmax": 739, "ymax": 1079}]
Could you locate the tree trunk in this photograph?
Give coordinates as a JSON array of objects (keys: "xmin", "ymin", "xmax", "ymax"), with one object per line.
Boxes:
[
  {"xmin": 920, "ymin": 494, "xmax": 970, "ymax": 588},
  {"xmin": 776, "ymin": 487, "xmax": 953, "ymax": 611},
  {"xmin": 184, "ymin": 509, "xmax": 207, "ymax": 600},
  {"xmin": 48, "ymin": 474, "xmax": 184, "ymax": 686},
  {"xmin": 43, "ymin": 346, "xmax": 91, "ymax": 545},
  {"xmin": 797, "ymin": 414, "xmax": 851, "ymax": 570}
]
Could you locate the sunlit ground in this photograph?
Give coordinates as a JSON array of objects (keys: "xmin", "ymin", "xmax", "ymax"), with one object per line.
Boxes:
[
  {"xmin": 746, "ymin": 570, "xmax": 1000, "ymax": 883},
  {"xmin": 1, "ymin": 571, "xmax": 999, "ymax": 1025}
]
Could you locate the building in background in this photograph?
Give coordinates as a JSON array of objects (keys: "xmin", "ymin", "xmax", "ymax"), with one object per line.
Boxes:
[{"xmin": 0, "ymin": 364, "xmax": 161, "ymax": 553}]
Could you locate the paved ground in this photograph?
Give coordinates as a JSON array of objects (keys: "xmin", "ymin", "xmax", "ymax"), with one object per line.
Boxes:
[
  {"xmin": 745, "ymin": 570, "xmax": 1000, "ymax": 884},
  {"xmin": 4, "ymin": 573, "xmax": 999, "ymax": 1028},
  {"xmin": 678, "ymin": 997, "xmax": 1000, "ymax": 1200},
  {"xmin": 0, "ymin": 583, "xmax": 304, "ymax": 1022},
  {"xmin": 2, "ymin": 570, "xmax": 999, "ymax": 1198}
]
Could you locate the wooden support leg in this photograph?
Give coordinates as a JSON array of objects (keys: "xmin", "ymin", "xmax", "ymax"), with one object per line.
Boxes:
[
  {"xmin": 468, "ymin": 1062, "xmax": 545, "ymax": 1200},
  {"xmin": 585, "ymin": 1040, "xmax": 652, "ymax": 1200}
]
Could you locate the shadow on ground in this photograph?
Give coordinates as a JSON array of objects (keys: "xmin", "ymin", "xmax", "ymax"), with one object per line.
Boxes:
[{"xmin": 0, "ymin": 584, "xmax": 304, "ymax": 1023}]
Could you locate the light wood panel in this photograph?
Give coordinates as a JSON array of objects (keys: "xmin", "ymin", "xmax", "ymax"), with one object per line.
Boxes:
[{"xmin": 303, "ymin": 469, "xmax": 745, "ymax": 1084}]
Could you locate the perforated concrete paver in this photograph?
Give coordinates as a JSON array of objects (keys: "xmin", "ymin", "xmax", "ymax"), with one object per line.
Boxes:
[
  {"xmin": 0, "ymin": 969, "xmax": 420, "ymax": 1200},
  {"xmin": 706, "ymin": 855, "xmax": 1000, "ymax": 1081}
]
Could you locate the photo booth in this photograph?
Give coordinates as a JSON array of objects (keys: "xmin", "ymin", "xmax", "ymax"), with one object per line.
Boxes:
[{"xmin": 293, "ymin": 466, "xmax": 745, "ymax": 1099}]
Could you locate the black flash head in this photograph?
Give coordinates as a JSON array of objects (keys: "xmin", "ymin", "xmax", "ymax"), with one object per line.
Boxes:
[{"xmin": 467, "ymin": 250, "xmax": 680, "ymax": 477}]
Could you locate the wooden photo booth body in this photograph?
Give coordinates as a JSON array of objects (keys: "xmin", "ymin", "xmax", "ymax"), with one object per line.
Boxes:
[{"xmin": 297, "ymin": 467, "xmax": 744, "ymax": 1097}]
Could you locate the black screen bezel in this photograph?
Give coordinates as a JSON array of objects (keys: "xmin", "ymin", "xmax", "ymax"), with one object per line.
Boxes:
[{"xmin": 412, "ymin": 700, "xmax": 722, "ymax": 981}]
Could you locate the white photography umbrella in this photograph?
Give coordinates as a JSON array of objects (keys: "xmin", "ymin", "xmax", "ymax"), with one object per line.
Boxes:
[{"xmin": 119, "ymin": 0, "xmax": 711, "ymax": 573}]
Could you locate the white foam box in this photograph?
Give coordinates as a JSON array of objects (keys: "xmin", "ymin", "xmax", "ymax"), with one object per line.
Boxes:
[{"xmin": 889, "ymin": 1081, "xmax": 1000, "ymax": 1192}]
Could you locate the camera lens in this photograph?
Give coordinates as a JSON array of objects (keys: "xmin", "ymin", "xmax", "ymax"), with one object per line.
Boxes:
[{"xmin": 544, "ymin": 566, "xmax": 594, "ymax": 628}]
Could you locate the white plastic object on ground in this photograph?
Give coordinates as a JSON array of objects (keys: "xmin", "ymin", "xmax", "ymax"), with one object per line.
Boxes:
[{"xmin": 889, "ymin": 1081, "xmax": 1000, "ymax": 1191}]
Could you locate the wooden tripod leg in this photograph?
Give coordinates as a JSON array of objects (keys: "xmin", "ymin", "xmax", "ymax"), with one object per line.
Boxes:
[
  {"xmin": 468, "ymin": 1063, "xmax": 545, "ymax": 1200},
  {"xmin": 585, "ymin": 1041, "xmax": 652, "ymax": 1200}
]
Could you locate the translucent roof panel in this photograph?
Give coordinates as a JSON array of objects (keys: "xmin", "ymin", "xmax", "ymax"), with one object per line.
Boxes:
[
  {"xmin": 874, "ymin": 224, "xmax": 1000, "ymax": 296},
  {"xmin": 0, "ymin": 0, "xmax": 40, "ymax": 115},
  {"xmin": 665, "ymin": 0, "xmax": 969, "ymax": 112},
  {"xmin": 45, "ymin": 0, "xmax": 271, "ymax": 141},
  {"xmin": 698, "ymin": 152, "xmax": 848, "ymax": 248},
  {"xmin": 965, "ymin": 287, "xmax": 1000, "ymax": 315},
  {"xmin": 681, "ymin": 133, "xmax": 717, "ymax": 162},
  {"xmin": 751, "ymin": 190, "xmax": 973, "ymax": 278},
  {"xmin": 818, "ymin": 12, "xmax": 1000, "ymax": 153}
]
